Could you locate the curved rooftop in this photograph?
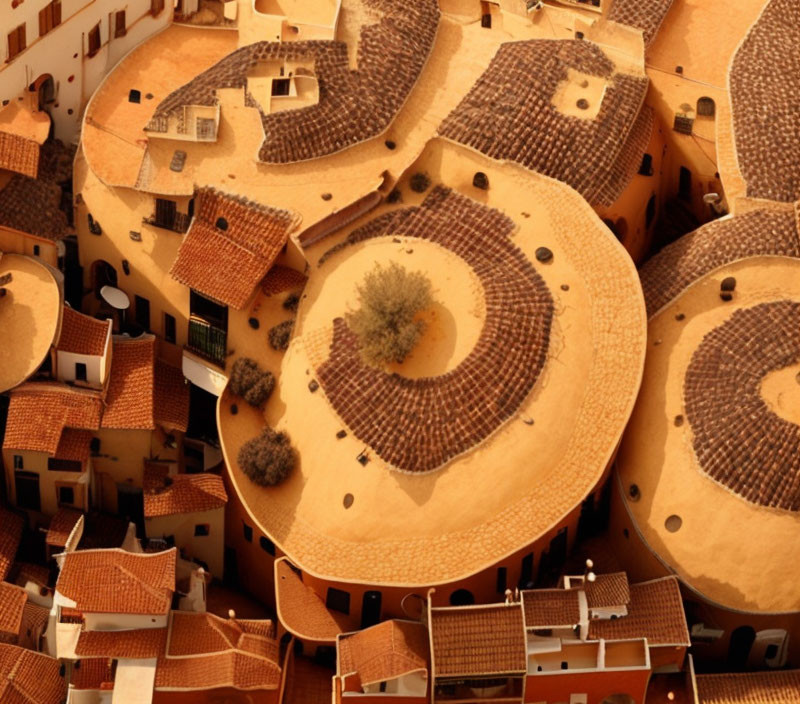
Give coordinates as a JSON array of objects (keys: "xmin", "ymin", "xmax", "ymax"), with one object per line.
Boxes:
[
  {"xmin": 0, "ymin": 253, "xmax": 61, "ymax": 393},
  {"xmin": 221, "ymin": 139, "xmax": 646, "ymax": 585}
]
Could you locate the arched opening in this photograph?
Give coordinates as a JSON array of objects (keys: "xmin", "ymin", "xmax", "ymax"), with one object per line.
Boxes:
[
  {"xmin": 449, "ymin": 589, "xmax": 474, "ymax": 606},
  {"xmin": 31, "ymin": 74, "xmax": 55, "ymax": 112},
  {"xmin": 91, "ymin": 260, "xmax": 118, "ymax": 299},
  {"xmin": 697, "ymin": 96, "xmax": 715, "ymax": 117},
  {"xmin": 728, "ymin": 626, "xmax": 756, "ymax": 670}
]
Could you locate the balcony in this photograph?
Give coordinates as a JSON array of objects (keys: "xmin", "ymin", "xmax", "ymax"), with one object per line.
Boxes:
[{"xmin": 186, "ymin": 316, "xmax": 227, "ymax": 368}]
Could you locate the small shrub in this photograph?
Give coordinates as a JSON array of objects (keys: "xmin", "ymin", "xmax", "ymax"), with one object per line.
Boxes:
[
  {"xmin": 229, "ymin": 357, "xmax": 275, "ymax": 407},
  {"xmin": 283, "ymin": 293, "xmax": 300, "ymax": 312},
  {"xmin": 409, "ymin": 172, "xmax": 430, "ymax": 193},
  {"xmin": 238, "ymin": 428, "xmax": 295, "ymax": 486},
  {"xmin": 269, "ymin": 320, "xmax": 294, "ymax": 351},
  {"xmin": 345, "ymin": 262, "xmax": 432, "ymax": 366}
]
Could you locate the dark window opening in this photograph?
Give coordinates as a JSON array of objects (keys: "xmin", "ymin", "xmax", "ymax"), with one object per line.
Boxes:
[
  {"xmin": 242, "ymin": 522, "xmax": 253, "ymax": 542},
  {"xmin": 326, "ymin": 587, "xmax": 350, "ymax": 615},
  {"xmin": 128, "ymin": 89, "xmax": 141, "ymax": 103},
  {"xmin": 58, "ymin": 486, "xmax": 75, "ymax": 506},
  {"xmin": 496, "ymin": 567, "xmax": 507, "ymax": 594},
  {"xmin": 679, "ymin": 166, "xmax": 692, "ymax": 202},
  {"xmin": 519, "ymin": 553, "xmax": 534, "ymax": 589},
  {"xmin": 481, "ymin": 13, "xmax": 491, "ymax": 28},
  {"xmin": 449, "ymin": 589, "xmax": 475, "ymax": 606},
  {"xmin": 259, "ymin": 536, "xmax": 275, "ymax": 555},
  {"xmin": 194, "ymin": 524, "xmax": 210, "ymax": 537},
  {"xmin": 15, "ymin": 471, "xmax": 40, "ymax": 512},
  {"xmin": 153, "ymin": 198, "xmax": 177, "ymax": 230},
  {"xmin": 75, "ymin": 362, "xmax": 87, "ymax": 382},
  {"xmin": 697, "ymin": 96, "xmax": 715, "ymax": 117},
  {"xmin": 114, "ymin": 10, "xmax": 126, "ymax": 38},
  {"xmin": 134, "ymin": 295, "xmax": 150, "ymax": 331},
  {"xmin": 361, "ymin": 590, "xmax": 382, "ymax": 629},
  {"xmin": 7, "ymin": 24, "xmax": 27, "ymax": 61},
  {"xmin": 48, "ymin": 458, "xmax": 82, "ymax": 472},
  {"xmin": 765, "ymin": 644, "xmax": 779, "ymax": 661},
  {"xmin": 164, "ymin": 313, "xmax": 176, "ymax": 344},
  {"xmin": 33, "ymin": 245, "xmax": 40, "ymax": 256},
  {"xmin": 87, "ymin": 23, "xmax": 101, "ymax": 58},
  {"xmin": 271, "ymin": 79, "xmax": 291, "ymax": 97},
  {"xmin": 13, "ymin": 455, "xmax": 23, "ymax": 470},
  {"xmin": 215, "ymin": 217, "xmax": 228, "ymax": 231},
  {"xmin": 90, "ymin": 438, "xmax": 100, "ymax": 455},
  {"xmin": 638, "ymin": 153, "xmax": 653, "ymax": 176}
]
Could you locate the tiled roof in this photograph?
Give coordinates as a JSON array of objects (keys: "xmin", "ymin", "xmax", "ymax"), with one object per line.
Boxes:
[
  {"xmin": 53, "ymin": 429, "xmax": 92, "ymax": 462},
  {"xmin": 56, "ymin": 548, "xmax": 176, "ymax": 615},
  {"xmin": 13, "ymin": 564, "xmax": 49, "ymax": 590},
  {"xmin": 153, "ymin": 361, "xmax": 189, "ymax": 432},
  {"xmin": 730, "ymin": 0, "xmax": 800, "ymax": 202},
  {"xmin": 608, "ymin": 0, "xmax": 675, "ymax": 47},
  {"xmin": 585, "ymin": 572, "xmax": 631, "ymax": 609},
  {"xmin": 76, "ymin": 627, "xmax": 167, "ymax": 659},
  {"xmin": 3, "ymin": 383, "xmax": 102, "ymax": 455},
  {"xmin": 338, "ymin": 620, "xmax": 428, "ymax": 686},
  {"xmin": 170, "ymin": 188, "xmax": 300, "ymax": 309},
  {"xmin": 522, "ymin": 589, "xmax": 581, "ymax": 629},
  {"xmin": 150, "ymin": 1, "xmax": 439, "ymax": 164},
  {"xmin": 0, "ymin": 133, "xmax": 40, "ymax": 179},
  {"xmin": 45, "ymin": 508, "xmax": 83, "ymax": 548},
  {"xmin": 0, "ymin": 510, "xmax": 23, "ymax": 581},
  {"xmin": 275, "ymin": 560, "xmax": 358, "ymax": 642},
  {"xmin": 0, "ymin": 644, "xmax": 66, "ymax": 704},
  {"xmin": 0, "ymin": 582, "xmax": 26, "ymax": 639},
  {"xmin": 430, "ymin": 603, "xmax": 526, "ymax": 678},
  {"xmin": 0, "ymin": 174, "xmax": 68, "ymax": 241},
  {"xmin": 261, "ymin": 265, "xmax": 307, "ymax": 297},
  {"xmin": 143, "ymin": 463, "xmax": 227, "ymax": 518},
  {"xmin": 70, "ymin": 658, "xmax": 115, "ymax": 691},
  {"xmin": 156, "ymin": 611, "xmax": 280, "ymax": 691},
  {"xmin": 696, "ymin": 670, "xmax": 800, "ymax": 704},
  {"xmin": 56, "ymin": 307, "xmax": 110, "ymax": 356},
  {"xmin": 438, "ymin": 40, "xmax": 649, "ymax": 207},
  {"xmin": 20, "ymin": 601, "xmax": 49, "ymax": 641},
  {"xmin": 587, "ymin": 576, "xmax": 690, "ymax": 646},
  {"xmin": 284, "ymin": 655, "xmax": 334, "ymax": 704}
]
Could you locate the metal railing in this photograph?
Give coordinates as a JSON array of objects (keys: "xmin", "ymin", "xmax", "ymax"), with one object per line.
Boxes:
[{"xmin": 187, "ymin": 316, "xmax": 226, "ymax": 367}]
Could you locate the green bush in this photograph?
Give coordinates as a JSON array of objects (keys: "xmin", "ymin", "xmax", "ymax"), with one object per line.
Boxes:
[
  {"xmin": 346, "ymin": 262, "xmax": 432, "ymax": 366},
  {"xmin": 238, "ymin": 428, "xmax": 295, "ymax": 486},
  {"xmin": 269, "ymin": 320, "xmax": 294, "ymax": 351},
  {"xmin": 229, "ymin": 357, "xmax": 275, "ymax": 407}
]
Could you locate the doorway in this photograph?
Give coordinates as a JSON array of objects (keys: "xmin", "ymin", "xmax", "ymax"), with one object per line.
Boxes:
[
  {"xmin": 728, "ymin": 626, "xmax": 756, "ymax": 670},
  {"xmin": 679, "ymin": 166, "xmax": 692, "ymax": 202},
  {"xmin": 361, "ymin": 591, "xmax": 382, "ymax": 629}
]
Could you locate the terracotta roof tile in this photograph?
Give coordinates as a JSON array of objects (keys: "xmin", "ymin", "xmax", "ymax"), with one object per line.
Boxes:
[
  {"xmin": 522, "ymin": 589, "xmax": 581, "ymax": 629},
  {"xmin": 56, "ymin": 548, "xmax": 176, "ymax": 615},
  {"xmin": 275, "ymin": 560, "xmax": 357, "ymax": 642},
  {"xmin": 0, "ymin": 644, "xmax": 66, "ymax": 704},
  {"xmin": 0, "ymin": 511, "xmax": 23, "ymax": 581},
  {"xmin": 54, "ymin": 429, "xmax": 92, "ymax": 463},
  {"xmin": 13, "ymin": 564, "xmax": 49, "ymax": 590},
  {"xmin": 144, "ymin": 464, "xmax": 227, "ymax": 518},
  {"xmin": 170, "ymin": 188, "xmax": 300, "ymax": 309},
  {"xmin": 430, "ymin": 603, "xmax": 526, "ymax": 678},
  {"xmin": 156, "ymin": 611, "xmax": 280, "ymax": 691},
  {"xmin": 75, "ymin": 627, "xmax": 167, "ymax": 659},
  {"xmin": 339, "ymin": 620, "xmax": 428, "ymax": 687},
  {"xmin": 20, "ymin": 601, "xmax": 49, "ymax": 641},
  {"xmin": 608, "ymin": 0, "xmax": 675, "ymax": 47},
  {"xmin": 0, "ymin": 582, "xmax": 26, "ymax": 639},
  {"xmin": 45, "ymin": 508, "xmax": 83, "ymax": 548},
  {"xmin": 56, "ymin": 307, "xmax": 110, "ymax": 356},
  {"xmin": 102, "ymin": 336, "xmax": 157, "ymax": 429},
  {"xmin": 153, "ymin": 361, "xmax": 189, "ymax": 432},
  {"xmin": 70, "ymin": 658, "xmax": 115, "ymax": 691},
  {"xmin": 0, "ymin": 133, "xmax": 40, "ymax": 178},
  {"xmin": 696, "ymin": 670, "xmax": 800, "ymax": 704},
  {"xmin": 587, "ymin": 577, "xmax": 689, "ymax": 646},
  {"xmin": 0, "ymin": 174, "xmax": 68, "ymax": 240},
  {"xmin": 3, "ymin": 383, "xmax": 102, "ymax": 455},
  {"xmin": 261, "ymin": 265, "xmax": 307, "ymax": 297},
  {"xmin": 284, "ymin": 655, "xmax": 334, "ymax": 704},
  {"xmin": 585, "ymin": 572, "xmax": 630, "ymax": 609}
]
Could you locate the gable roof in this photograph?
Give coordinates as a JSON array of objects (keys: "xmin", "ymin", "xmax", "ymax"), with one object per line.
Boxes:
[
  {"xmin": 0, "ymin": 644, "xmax": 66, "ymax": 704},
  {"xmin": 0, "ymin": 582, "xmax": 27, "ymax": 639},
  {"xmin": 585, "ymin": 572, "xmax": 631, "ymax": 609},
  {"xmin": 0, "ymin": 133, "xmax": 40, "ymax": 179},
  {"xmin": 170, "ymin": 188, "xmax": 300, "ymax": 309},
  {"xmin": 56, "ymin": 307, "xmax": 111, "ymax": 356},
  {"xmin": 430, "ymin": 603, "xmax": 526, "ymax": 679},
  {"xmin": 3, "ymin": 383, "xmax": 102, "ymax": 455},
  {"xmin": 696, "ymin": 670, "xmax": 800, "ymax": 704},
  {"xmin": 56, "ymin": 548, "xmax": 176, "ymax": 615},
  {"xmin": 76, "ymin": 627, "xmax": 168, "ymax": 659},
  {"xmin": 0, "ymin": 510, "xmax": 23, "ymax": 581},
  {"xmin": 144, "ymin": 463, "xmax": 227, "ymax": 517},
  {"xmin": 45, "ymin": 508, "xmax": 83, "ymax": 548},
  {"xmin": 587, "ymin": 576, "xmax": 690, "ymax": 647},
  {"xmin": 338, "ymin": 620, "xmax": 429, "ymax": 687},
  {"xmin": 522, "ymin": 588, "xmax": 581, "ymax": 629}
]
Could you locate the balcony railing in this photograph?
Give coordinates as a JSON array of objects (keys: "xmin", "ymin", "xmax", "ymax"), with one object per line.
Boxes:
[
  {"xmin": 187, "ymin": 316, "xmax": 227, "ymax": 368},
  {"xmin": 143, "ymin": 210, "xmax": 190, "ymax": 234}
]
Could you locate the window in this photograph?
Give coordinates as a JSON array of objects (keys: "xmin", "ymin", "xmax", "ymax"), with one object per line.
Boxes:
[
  {"xmin": 679, "ymin": 166, "xmax": 692, "ymax": 202},
  {"xmin": 48, "ymin": 458, "xmax": 82, "ymax": 472},
  {"xmin": 39, "ymin": 0, "xmax": 62, "ymax": 37},
  {"xmin": 164, "ymin": 313, "xmax": 176, "ymax": 344},
  {"xmin": 194, "ymin": 524, "xmax": 210, "ymax": 537},
  {"xmin": 638, "ymin": 153, "xmax": 653, "ymax": 176},
  {"xmin": 13, "ymin": 455, "xmax": 23, "ymax": 470},
  {"xmin": 75, "ymin": 362, "xmax": 87, "ymax": 382},
  {"xmin": 114, "ymin": 10, "xmax": 126, "ymax": 38},
  {"xmin": 645, "ymin": 195, "xmax": 657, "ymax": 228},
  {"xmin": 519, "ymin": 552, "xmax": 534, "ymax": 588},
  {"xmin": 326, "ymin": 587, "xmax": 350, "ymax": 614},
  {"xmin": 87, "ymin": 22, "xmax": 101, "ymax": 58},
  {"xmin": 196, "ymin": 118, "xmax": 216, "ymax": 140},
  {"xmin": 765, "ymin": 644, "xmax": 779, "ymax": 660},
  {"xmin": 449, "ymin": 589, "xmax": 474, "ymax": 606},
  {"xmin": 134, "ymin": 295, "xmax": 150, "ymax": 331},
  {"xmin": 128, "ymin": 89, "xmax": 140, "ymax": 104},
  {"xmin": 697, "ymin": 96, "xmax": 715, "ymax": 117},
  {"xmin": 242, "ymin": 522, "xmax": 253, "ymax": 542},
  {"xmin": 14, "ymin": 472, "xmax": 40, "ymax": 512},
  {"xmin": 215, "ymin": 217, "xmax": 228, "ymax": 231},
  {"xmin": 33, "ymin": 245, "xmax": 40, "ymax": 256},
  {"xmin": 7, "ymin": 24, "xmax": 27, "ymax": 61},
  {"xmin": 90, "ymin": 437, "xmax": 100, "ymax": 455},
  {"xmin": 259, "ymin": 536, "xmax": 275, "ymax": 555},
  {"xmin": 58, "ymin": 486, "xmax": 75, "ymax": 506},
  {"xmin": 151, "ymin": 0, "xmax": 165, "ymax": 16},
  {"xmin": 673, "ymin": 113, "xmax": 694, "ymax": 135},
  {"xmin": 496, "ymin": 567, "xmax": 507, "ymax": 594},
  {"xmin": 154, "ymin": 198, "xmax": 177, "ymax": 230},
  {"xmin": 272, "ymin": 78, "xmax": 291, "ymax": 96}
]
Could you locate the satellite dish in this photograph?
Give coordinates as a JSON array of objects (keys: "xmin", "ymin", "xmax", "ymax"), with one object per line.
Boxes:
[{"xmin": 100, "ymin": 285, "xmax": 130, "ymax": 310}]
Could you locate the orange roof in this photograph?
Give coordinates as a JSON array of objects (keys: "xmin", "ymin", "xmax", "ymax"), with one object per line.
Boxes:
[
  {"xmin": 45, "ymin": 508, "xmax": 83, "ymax": 548},
  {"xmin": 103, "ymin": 337, "xmax": 188, "ymax": 431},
  {"xmin": 0, "ymin": 582, "xmax": 26, "ymax": 638},
  {"xmin": 338, "ymin": 620, "xmax": 428, "ymax": 687},
  {"xmin": 0, "ymin": 644, "xmax": 66, "ymax": 704},
  {"xmin": 56, "ymin": 548, "xmax": 176, "ymax": 615},
  {"xmin": 696, "ymin": 670, "xmax": 800, "ymax": 704},
  {"xmin": 53, "ymin": 429, "xmax": 92, "ymax": 462},
  {"xmin": 144, "ymin": 464, "xmax": 227, "ymax": 518},
  {"xmin": 0, "ymin": 132, "xmax": 39, "ymax": 178},
  {"xmin": 156, "ymin": 611, "xmax": 280, "ymax": 691},
  {"xmin": 522, "ymin": 589, "xmax": 581, "ymax": 629},
  {"xmin": 76, "ymin": 627, "xmax": 167, "ymax": 659},
  {"xmin": 275, "ymin": 560, "xmax": 358, "ymax": 642},
  {"xmin": 587, "ymin": 577, "xmax": 690, "ymax": 647},
  {"xmin": 56, "ymin": 307, "xmax": 110, "ymax": 356},
  {"xmin": 585, "ymin": 572, "xmax": 631, "ymax": 609},
  {"xmin": 170, "ymin": 188, "xmax": 300, "ymax": 309},
  {"xmin": 0, "ymin": 510, "xmax": 23, "ymax": 581},
  {"xmin": 284, "ymin": 654, "xmax": 334, "ymax": 704},
  {"xmin": 70, "ymin": 658, "xmax": 115, "ymax": 691},
  {"xmin": 430, "ymin": 603, "xmax": 526, "ymax": 679},
  {"xmin": 3, "ymin": 383, "xmax": 102, "ymax": 455},
  {"xmin": 261, "ymin": 266, "xmax": 307, "ymax": 297}
]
